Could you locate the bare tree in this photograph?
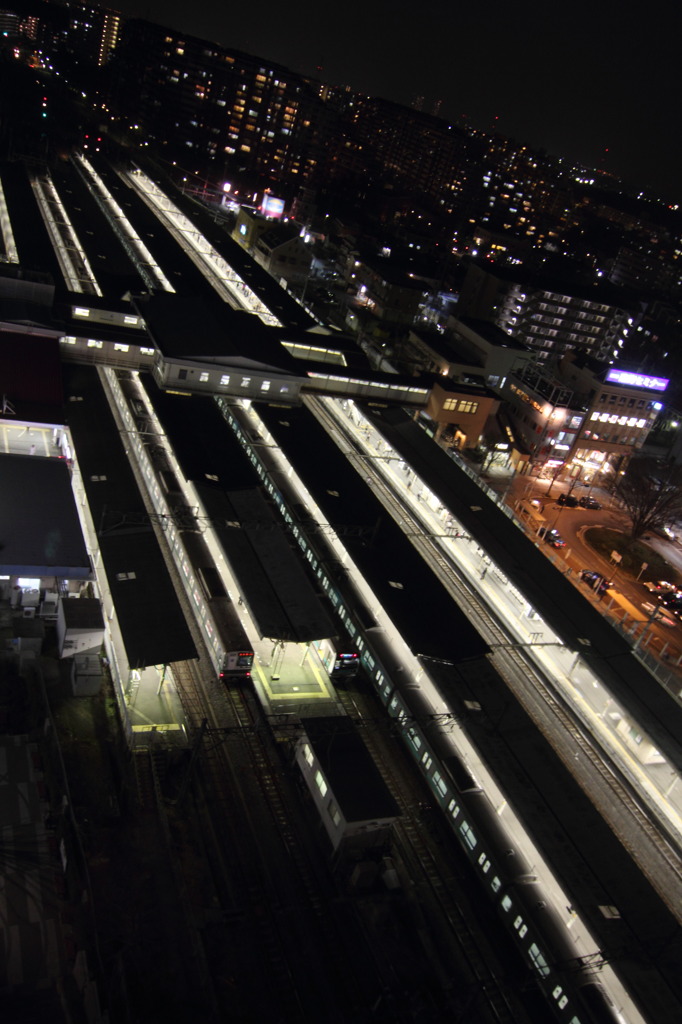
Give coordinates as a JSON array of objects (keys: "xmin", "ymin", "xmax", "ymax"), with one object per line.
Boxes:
[{"xmin": 616, "ymin": 458, "xmax": 682, "ymax": 540}]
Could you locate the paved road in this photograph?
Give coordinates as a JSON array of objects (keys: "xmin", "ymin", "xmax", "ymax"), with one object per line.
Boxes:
[{"xmin": 489, "ymin": 469, "xmax": 682, "ymax": 666}]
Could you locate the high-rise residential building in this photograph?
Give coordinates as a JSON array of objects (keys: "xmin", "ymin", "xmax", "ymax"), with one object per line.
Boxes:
[
  {"xmin": 26, "ymin": 1, "xmax": 121, "ymax": 66},
  {"xmin": 109, "ymin": 20, "xmax": 325, "ymax": 193},
  {"xmin": 458, "ymin": 262, "xmax": 637, "ymax": 363},
  {"xmin": 473, "ymin": 134, "xmax": 570, "ymax": 252}
]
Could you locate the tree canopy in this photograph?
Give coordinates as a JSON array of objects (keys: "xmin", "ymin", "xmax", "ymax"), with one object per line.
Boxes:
[{"xmin": 616, "ymin": 458, "xmax": 682, "ymax": 540}]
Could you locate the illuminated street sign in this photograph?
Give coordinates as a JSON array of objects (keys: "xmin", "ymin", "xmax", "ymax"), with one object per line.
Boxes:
[{"xmin": 605, "ymin": 369, "xmax": 668, "ymax": 392}]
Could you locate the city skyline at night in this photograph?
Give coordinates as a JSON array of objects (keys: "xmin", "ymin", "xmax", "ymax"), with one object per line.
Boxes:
[{"xmin": 113, "ymin": 0, "xmax": 682, "ymax": 201}]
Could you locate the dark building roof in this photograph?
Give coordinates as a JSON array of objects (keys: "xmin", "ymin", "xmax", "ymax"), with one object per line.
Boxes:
[
  {"xmin": 456, "ymin": 316, "xmax": 530, "ymax": 350},
  {"xmin": 0, "ymin": 454, "xmax": 91, "ymax": 578},
  {"xmin": 302, "ymin": 717, "xmax": 400, "ymax": 822},
  {"xmin": 134, "ymin": 292, "xmax": 299, "ymax": 372},
  {"xmin": 0, "ymin": 332, "xmax": 64, "ymax": 425},
  {"xmin": 62, "ymin": 364, "xmax": 197, "ymax": 668},
  {"xmin": 62, "ymin": 597, "xmax": 104, "ymax": 630}
]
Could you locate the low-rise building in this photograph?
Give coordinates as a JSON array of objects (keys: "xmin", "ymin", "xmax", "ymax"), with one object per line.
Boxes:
[
  {"xmin": 423, "ymin": 378, "xmax": 500, "ymax": 450},
  {"xmin": 500, "ymin": 354, "xmax": 666, "ymax": 484}
]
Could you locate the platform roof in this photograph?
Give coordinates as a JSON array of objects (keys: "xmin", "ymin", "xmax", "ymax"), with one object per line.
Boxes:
[
  {"xmin": 62, "ymin": 364, "xmax": 197, "ymax": 668},
  {"xmin": 0, "ymin": 331, "xmax": 64, "ymax": 426},
  {"xmin": 364, "ymin": 403, "xmax": 682, "ymax": 770},
  {"xmin": 255, "ymin": 402, "xmax": 489, "ymax": 664},
  {"xmin": 140, "ymin": 377, "xmax": 336, "ymax": 643},
  {"xmin": 0, "ymin": 454, "xmax": 91, "ymax": 578}
]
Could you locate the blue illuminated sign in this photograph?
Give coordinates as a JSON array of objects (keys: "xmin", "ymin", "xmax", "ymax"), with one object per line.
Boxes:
[{"xmin": 605, "ymin": 369, "xmax": 668, "ymax": 392}]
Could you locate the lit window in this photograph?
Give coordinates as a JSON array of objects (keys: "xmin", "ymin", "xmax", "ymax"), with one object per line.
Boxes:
[
  {"xmin": 114, "ymin": 343, "xmax": 129, "ymax": 352},
  {"xmin": 123, "ymin": 314, "xmax": 138, "ymax": 325},
  {"xmin": 87, "ymin": 339, "xmax": 103, "ymax": 348},
  {"xmin": 199, "ymin": 372, "xmax": 209, "ymax": 382},
  {"xmin": 220, "ymin": 374, "xmax": 230, "ymax": 385},
  {"xmin": 315, "ymin": 770, "xmax": 327, "ymax": 797},
  {"xmin": 303, "ymin": 743, "xmax": 313, "ymax": 767},
  {"xmin": 140, "ymin": 347, "xmax": 154, "ymax": 355},
  {"xmin": 74, "ymin": 307, "xmax": 90, "ymax": 317}
]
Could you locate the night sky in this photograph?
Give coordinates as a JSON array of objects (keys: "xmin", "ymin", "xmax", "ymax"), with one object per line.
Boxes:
[{"xmin": 115, "ymin": 0, "xmax": 681, "ymax": 201}]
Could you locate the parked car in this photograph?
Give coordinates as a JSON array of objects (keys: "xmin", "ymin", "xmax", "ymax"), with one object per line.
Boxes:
[
  {"xmin": 651, "ymin": 523, "xmax": 677, "ymax": 542},
  {"xmin": 557, "ymin": 492, "xmax": 578, "ymax": 507},
  {"xmin": 642, "ymin": 580, "xmax": 677, "ymax": 593},
  {"xmin": 579, "ymin": 570, "xmax": 611, "ymax": 594},
  {"xmin": 538, "ymin": 527, "xmax": 566, "ymax": 548},
  {"xmin": 578, "ymin": 495, "xmax": 601, "ymax": 509}
]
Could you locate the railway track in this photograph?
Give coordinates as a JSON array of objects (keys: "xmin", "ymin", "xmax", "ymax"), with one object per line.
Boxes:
[
  {"xmin": 336, "ymin": 687, "xmax": 534, "ymax": 1024},
  {"xmin": 168, "ymin": 658, "xmax": 420, "ymax": 1021},
  {"xmin": 315, "ymin": 397, "xmax": 682, "ymax": 922}
]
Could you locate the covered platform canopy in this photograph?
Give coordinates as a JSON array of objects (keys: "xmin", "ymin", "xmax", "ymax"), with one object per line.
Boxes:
[
  {"xmin": 0, "ymin": 454, "xmax": 91, "ymax": 579},
  {"xmin": 63, "ymin": 364, "xmax": 197, "ymax": 669},
  {"xmin": 141, "ymin": 376, "xmax": 336, "ymax": 643}
]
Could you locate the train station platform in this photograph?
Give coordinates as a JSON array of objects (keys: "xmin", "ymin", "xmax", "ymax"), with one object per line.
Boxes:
[
  {"xmin": 122, "ymin": 663, "xmax": 189, "ymax": 748},
  {"xmin": 249, "ymin": 639, "xmax": 342, "ymax": 718}
]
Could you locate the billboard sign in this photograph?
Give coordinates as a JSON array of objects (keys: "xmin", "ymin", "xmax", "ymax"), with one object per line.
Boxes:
[
  {"xmin": 605, "ymin": 369, "xmax": 668, "ymax": 392},
  {"xmin": 261, "ymin": 195, "xmax": 285, "ymax": 219}
]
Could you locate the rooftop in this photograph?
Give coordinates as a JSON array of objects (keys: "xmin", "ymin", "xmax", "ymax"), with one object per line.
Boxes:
[{"xmin": 0, "ymin": 454, "xmax": 91, "ymax": 578}]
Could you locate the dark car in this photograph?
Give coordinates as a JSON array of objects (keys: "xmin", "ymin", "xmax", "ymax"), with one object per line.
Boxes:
[
  {"xmin": 659, "ymin": 592, "xmax": 682, "ymax": 612},
  {"xmin": 557, "ymin": 493, "xmax": 578, "ymax": 507},
  {"xmin": 538, "ymin": 527, "xmax": 566, "ymax": 548},
  {"xmin": 578, "ymin": 495, "xmax": 601, "ymax": 509},
  {"xmin": 579, "ymin": 570, "xmax": 611, "ymax": 594}
]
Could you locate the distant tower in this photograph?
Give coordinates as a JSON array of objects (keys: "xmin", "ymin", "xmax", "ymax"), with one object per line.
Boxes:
[
  {"xmin": 432, "ymin": 99, "xmax": 443, "ymax": 117},
  {"xmin": 411, "ymin": 95, "xmax": 424, "ymax": 112}
]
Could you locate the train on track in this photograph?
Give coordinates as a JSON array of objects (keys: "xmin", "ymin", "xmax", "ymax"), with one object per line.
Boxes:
[
  {"xmin": 329, "ymin": 609, "xmax": 623, "ymax": 1024},
  {"xmin": 112, "ymin": 369, "xmax": 629, "ymax": 1024},
  {"xmin": 220, "ymin": 399, "xmax": 629, "ymax": 1024}
]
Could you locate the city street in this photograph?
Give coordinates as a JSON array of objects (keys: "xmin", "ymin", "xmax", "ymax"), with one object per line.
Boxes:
[{"xmin": 489, "ymin": 468, "xmax": 682, "ymax": 667}]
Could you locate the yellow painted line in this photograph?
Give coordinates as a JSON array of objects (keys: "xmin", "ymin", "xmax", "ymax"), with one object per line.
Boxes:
[
  {"xmin": 132, "ymin": 723, "xmax": 183, "ymax": 732},
  {"xmin": 254, "ymin": 658, "xmax": 335, "ymax": 702}
]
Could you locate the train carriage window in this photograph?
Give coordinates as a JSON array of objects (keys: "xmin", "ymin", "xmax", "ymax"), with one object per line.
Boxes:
[
  {"xmin": 314, "ymin": 771, "xmax": 328, "ymax": 797},
  {"xmin": 528, "ymin": 944, "xmax": 550, "ymax": 977},
  {"xmin": 432, "ymin": 771, "xmax": 448, "ymax": 797},
  {"xmin": 459, "ymin": 821, "xmax": 477, "ymax": 850},
  {"xmin": 448, "ymin": 799, "xmax": 460, "ymax": 818},
  {"xmin": 548, "ymin": 987, "xmax": 565, "ymax": 1011},
  {"xmin": 490, "ymin": 876, "xmax": 501, "ymax": 892},
  {"xmin": 501, "ymin": 894, "xmax": 513, "ymax": 912},
  {"xmin": 407, "ymin": 727, "xmax": 422, "ymax": 752},
  {"xmin": 478, "ymin": 853, "xmax": 491, "ymax": 873},
  {"xmin": 421, "ymin": 752, "xmax": 433, "ymax": 771},
  {"xmin": 303, "ymin": 744, "xmax": 314, "ymax": 767}
]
